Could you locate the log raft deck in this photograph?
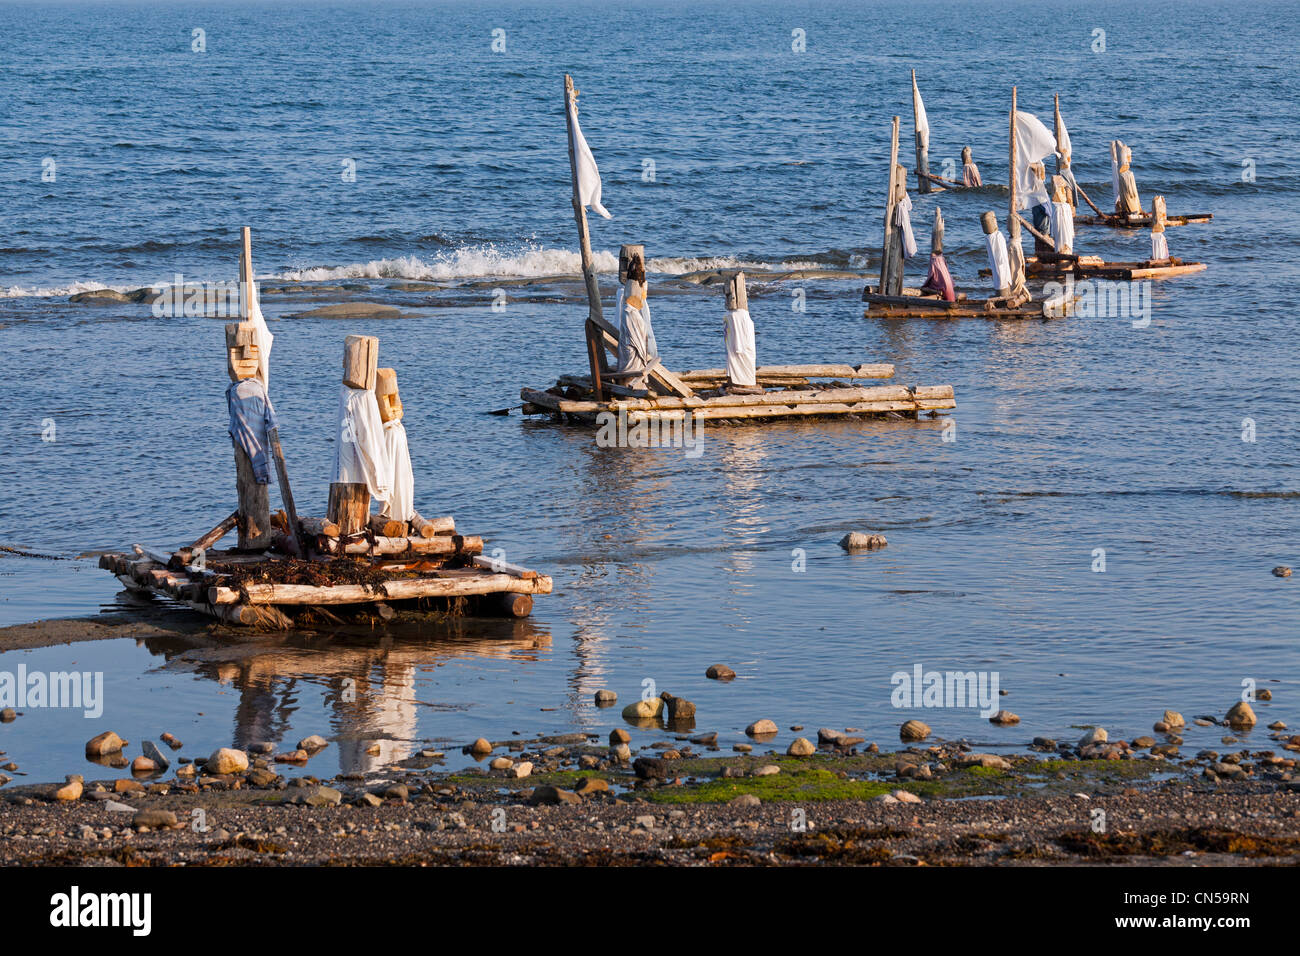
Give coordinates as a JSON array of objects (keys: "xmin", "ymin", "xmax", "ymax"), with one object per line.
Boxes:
[
  {"xmin": 522, "ymin": 363, "xmax": 955, "ymax": 426},
  {"xmin": 99, "ymin": 515, "xmax": 551, "ymax": 630}
]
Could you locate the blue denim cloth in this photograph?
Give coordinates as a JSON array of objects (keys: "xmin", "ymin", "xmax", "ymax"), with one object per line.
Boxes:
[{"xmin": 226, "ymin": 377, "xmax": 278, "ymax": 483}]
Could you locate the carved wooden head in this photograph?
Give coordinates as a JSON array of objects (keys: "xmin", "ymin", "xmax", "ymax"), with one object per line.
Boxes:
[
  {"xmin": 225, "ymin": 321, "xmax": 260, "ymax": 382},
  {"xmin": 342, "ymin": 334, "xmax": 379, "ymax": 390},
  {"xmin": 375, "ymin": 367, "xmax": 403, "ymax": 422}
]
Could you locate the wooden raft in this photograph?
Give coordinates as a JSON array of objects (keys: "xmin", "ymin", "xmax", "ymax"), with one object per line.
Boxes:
[
  {"xmin": 99, "ymin": 515, "xmax": 552, "ymax": 629},
  {"xmin": 522, "ymin": 363, "xmax": 954, "ymax": 425},
  {"xmin": 1025, "ymin": 254, "xmax": 1208, "ymax": 281},
  {"xmin": 1077, "ymin": 212, "xmax": 1212, "ymax": 228}
]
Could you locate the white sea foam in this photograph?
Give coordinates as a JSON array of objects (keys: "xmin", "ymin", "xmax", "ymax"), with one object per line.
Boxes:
[
  {"xmin": 274, "ymin": 244, "xmax": 823, "ymax": 283},
  {"xmin": 2, "ymin": 244, "xmax": 834, "ymax": 298}
]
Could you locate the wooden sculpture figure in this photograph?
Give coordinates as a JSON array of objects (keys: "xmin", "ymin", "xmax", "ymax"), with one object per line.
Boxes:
[
  {"xmin": 330, "ymin": 335, "xmax": 391, "ymax": 535},
  {"xmin": 615, "ymin": 244, "xmax": 658, "ymax": 390},
  {"xmin": 1047, "ymin": 174, "xmax": 1076, "ymax": 256},
  {"xmin": 961, "ymin": 146, "xmax": 982, "ymax": 187},
  {"xmin": 722, "ymin": 271, "xmax": 758, "ymax": 393},
  {"xmin": 225, "ymin": 321, "xmax": 276, "ymax": 550},
  {"xmin": 1112, "ymin": 141, "xmax": 1143, "ymax": 217},
  {"xmin": 375, "ymin": 368, "xmax": 414, "ymax": 525},
  {"xmin": 1150, "ymin": 195, "xmax": 1169, "ymax": 261},
  {"xmin": 920, "ymin": 207, "xmax": 956, "ymax": 301}
]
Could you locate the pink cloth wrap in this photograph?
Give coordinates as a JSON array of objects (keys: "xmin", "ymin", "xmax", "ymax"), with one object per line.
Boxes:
[{"xmin": 921, "ymin": 254, "xmax": 956, "ymax": 301}]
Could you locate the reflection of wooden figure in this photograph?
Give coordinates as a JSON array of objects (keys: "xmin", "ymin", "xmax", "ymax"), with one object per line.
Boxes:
[
  {"xmin": 375, "ymin": 368, "xmax": 414, "ymax": 534},
  {"xmin": 1150, "ymin": 195, "xmax": 1169, "ymax": 261},
  {"xmin": 330, "ymin": 335, "xmax": 391, "ymax": 536},
  {"xmin": 225, "ymin": 322, "xmax": 276, "ymax": 550},
  {"xmin": 961, "ymin": 146, "xmax": 982, "ymax": 187},
  {"xmin": 722, "ymin": 271, "xmax": 759, "ymax": 394},
  {"xmin": 1111, "ymin": 141, "xmax": 1143, "ymax": 217}
]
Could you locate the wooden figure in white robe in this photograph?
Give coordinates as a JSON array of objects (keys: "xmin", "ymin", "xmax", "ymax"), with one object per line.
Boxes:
[
  {"xmin": 1047, "ymin": 175, "xmax": 1075, "ymax": 256},
  {"xmin": 1112, "ymin": 141, "xmax": 1143, "ymax": 217},
  {"xmin": 375, "ymin": 368, "xmax": 414, "ymax": 532},
  {"xmin": 225, "ymin": 321, "xmax": 276, "ymax": 550},
  {"xmin": 723, "ymin": 271, "xmax": 758, "ymax": 394},
  {"xmin": 982, "ymin": 212, "xmax": 1030, "ymax": 311},
  {"xmin": 1150, "ymin": 195, "xmax": 1169, "ymax": 261},
  {"xmin": 961, "ymin": 146, "xmax": 983, "ymax": 187},
  {"xmin": 615, "ymin": 245, "xmax": 658, "ymax": 390},
  {"xmin": 330, "ymin": 335, "xmax": 391, "ymax": 535}
]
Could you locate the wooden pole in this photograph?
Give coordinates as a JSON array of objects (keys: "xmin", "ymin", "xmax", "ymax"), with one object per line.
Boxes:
[
  {"xmin": 880, "ymin": 116, "xmax": 901, "ymax": 295},
  {"xmin": 563, "ymin": 76, "xmax": 604, "ymax": 329},
  {"xmin": 1008, "ymin": 87, "xmax": 1017, "ymax": 230},
  {"xmin": 912, "ymin": 70, "xmax": 931, "ymax": 194},
  {"xmin": 240, "ymin": 225, "xmax": 304, "ymax": 557},
  {"xmin": 564, "ymin": 75, "xmax": 609, "ymax": 401}
]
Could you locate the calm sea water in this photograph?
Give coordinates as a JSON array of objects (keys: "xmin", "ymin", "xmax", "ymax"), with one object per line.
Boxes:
[{"xmin": 0, "ymin": 0, "xmax": 1296, "ymax": 784}]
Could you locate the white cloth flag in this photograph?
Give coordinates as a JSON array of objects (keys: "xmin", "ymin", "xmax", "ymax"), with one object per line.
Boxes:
[
  {"xmin": 334, "ymin": 384, "xmax": 392, "ymax": 501},
  {"xmin": 896, "ymin": 192, "xmax": 918, "ymax": 258},
  {"xmin": 1151, "ymin": 231, "xmax": 1169, "ymax": 261},
  {"xmin": 913, "ymin": 78, "xmax": 930, "ymax": 150},
  {"xmin": 240, "ymin": 256, "xmax": 274, "ymax": 391},
  {"xmin": 724, "ymin": 309, "xmax": 756, "ymax": 387},
  {"xmin": 985, "ymin": 231, "xmax": 1012, "ymax": 291},
  {"xmin": 379, "ymin": 419, "xmax": 414, "ymax": 522},
  {"xmin": 567, "ymin": 95, "xmax": 611, "ymax": 219},
  {"xmin": 1014, "ymin": 111, "xmax": 1056, "ymax": 209}
]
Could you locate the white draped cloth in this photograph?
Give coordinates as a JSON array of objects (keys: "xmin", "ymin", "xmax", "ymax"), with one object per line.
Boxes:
[
  {"xmin": 379, "ymin": 419, "xmax": 414, "ymax": 521},
  {"xmin": 1047, "ymin": 200, "xmax": 1075, "ymax": 254},
  {"xmin": 895, "ymin": 192, "xmax": 918, "ymax": 258},
  {"xmin": 334, "ymin": 385, "xmax": 392, "ymax": 501},
  {"xmin": 1151, "ymin": 231, "xmax": 1169, "ymax": 261},
  {"xmin": 985, "ymin": 231, "xmax": 1012, "ymax": 292},
  {"xmin": 724, "ymin": 308, "xmax": 756, "ymax": 387},
  {"xmin": 566, "ymin": 93, "xmax": 611, "ymax": 219},
  {"xmin": 1007, "ymin": 229, "xmax": 1028, "ymax": 293},
  {"xmin": 1014, "ymin": 111, "xmax": 1056, "ymax": 210},
  {"xmin": 913, "ymin": 79, "xmax": 929, "ymax": 150},
  {"xmin": 240, "ymin": 260, "xmax": 274, "ymax": 391},
  {"xmin": 616, "ymin": 286, "xmax": 658, "ymax": 386}
]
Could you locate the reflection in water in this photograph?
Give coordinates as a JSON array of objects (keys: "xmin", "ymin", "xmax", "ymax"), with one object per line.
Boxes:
[{"xmin": 145, "ymin": 617, "xmax": 551, "ymax": 776}]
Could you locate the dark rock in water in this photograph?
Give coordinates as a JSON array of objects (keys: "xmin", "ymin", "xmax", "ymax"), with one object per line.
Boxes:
[
  {"xmin": 249, "ymin": 741, "xmax": 274, "ymax": 754},
  {"xmin": 289, "ymin": 302, "xmax": 402, "ymax": 320},
  {"xmin": 690, "ymin": 732, "xmax": 718, "ymax": 746},
  {"xmin": 839, "ymin": 532, "xmax": 887, "ymax": 551},
  {"xmin": 1272, "ymin": 566, "xmax": 1292, "ymax": 578},
  {"xmin": 0, "ymin": 708, "xmax": 15, "ymax": 722},
  {"xmin": 142, "ymin": 739, "xmax": 170, "ymax": 771},
  {"xmin": 633, "ymin": 757, "xmax": 669, "ymax": 780},
  {"xmin": 594, "ymin": 689, "xmax": 617, "ymax": 704},
  {"xmin": 705, "ymin": 664, "xmax": 736, "ymax": 681},
  {"xmin": 70, "ymin": 289, "xmax": 130, "ymax": 304},
  {"xmin": 383, "ymin": 784, "xmax": 409, "ymax": 802},
  {"xmin": 529, "ymin": 785, "xmax": 581, "ymax": 806},
  {"xmin": 85, "ymin": 731, "xmax": 127, "ymax": 756},
  {"xmin": 660, "ymin": 693, "xmax": 696, "ymax": 721},
  {"xmin": 899, "ymin": 720, "xmax": 930, "ymax": 742}
]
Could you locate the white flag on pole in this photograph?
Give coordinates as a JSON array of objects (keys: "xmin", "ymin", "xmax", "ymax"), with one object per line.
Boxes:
[
  {"xmin": 566, "ymin": 92, "xmax": 612, "ymax": 219},
  {"xmin": 913, "ymin": 75, "xmax": 930, "ymax": 150},
  {"xmin": 239, "ymin": 245, "xmax": 274, "ymax": 391},
  {"xmin": 1013, "ymin": 110, "xmax": 1056, "ymax": 209}
]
